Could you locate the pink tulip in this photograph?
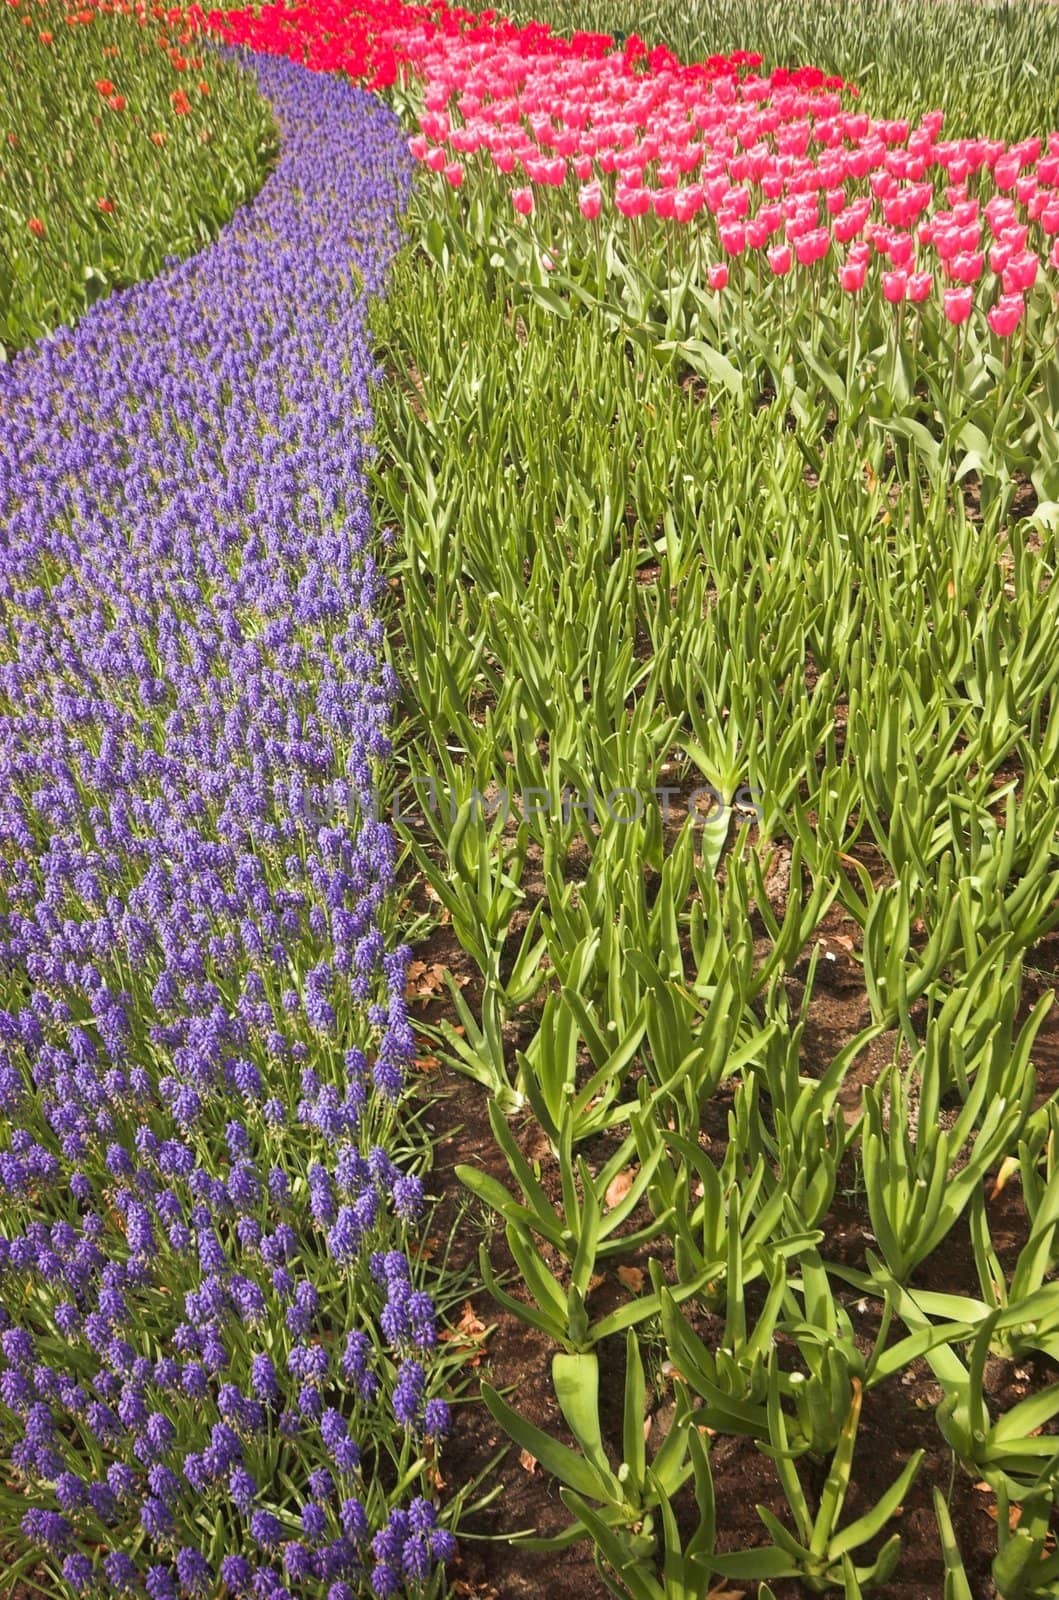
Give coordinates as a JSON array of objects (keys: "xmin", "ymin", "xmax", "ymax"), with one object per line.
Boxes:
[
  {"xmin": 907, "ymin": 271, "xmax": 933, "ymax": 303},
  {"xmin": 719, "ymin": 221, "xmax": 747, "ymax": 256},
  {"xmin": 950, "ymin": 252, "xmax": 983, "ymax": 284},
  {"xmin": 573, "ymin": 155, "xmax": 593, "ymax": 181},
  {"xmin": 707, "ymin": 263, "xmax": 729, "ymax": 291},
  {"xmin": 443, "ymin": 162, "xmax": 464, "ymax": 188},
  {"xmin": 578, "ymin": 182, "xmax": 602, "ymax": 220},
  {"xmin": 942, "ymin": 287, "xmax": 973, "ymax": 324},
  {"xmin": 615, "ymin": 185, "xmax": 650, "ymax": 218},
  {"xmin": 888, "ymin": 233, "xmax": 914, "ymax": 268},
  {"xmin": 794, "ymin": 228, "xmax": 829, "ymax": 266},
  {"xmin": 673, "ymin": 186, "xmax": 704, "ymax": 223},
  {"xmin": 882, "ymin": 270, "xmax": 907, "ymax": 303},
  {"xmin": 987, "ymin": 294, "xmax": 1025, "ymax": 337},
  {"xmin": 425, "ymin": 146, "xmax": 447, "ymax": 173},
  {"xmin": 511, "ymin": 186, "xmax": 533, "ymax": 215},
  {"xmin": 1003, "ymin": 250, "xmax": 1038, "ymax": 293},
  {"xmin": 839, "ymin": 260, "xmax": 866, "ymax": 293},
  {"xmin": 408, "ymin": 134, "xmax": 429, "ymax": 161},
  {"xmin": 767, "ymin": 243, "xmax": 792, "ymax": 275}
]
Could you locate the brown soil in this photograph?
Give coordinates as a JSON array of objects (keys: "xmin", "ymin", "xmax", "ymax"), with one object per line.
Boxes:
[{"xmin": 410, "ymin": 899, "xmax": 1059, "ymax": 1600}]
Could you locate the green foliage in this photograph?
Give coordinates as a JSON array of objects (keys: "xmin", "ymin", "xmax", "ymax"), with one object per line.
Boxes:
[
  {"xmin": 370, "ymin": 5, "xmax": 1059, "ymax": 1591},
  {"xmin": 0, "ymin": 1, "xmax": 275, "ymax": 350}
]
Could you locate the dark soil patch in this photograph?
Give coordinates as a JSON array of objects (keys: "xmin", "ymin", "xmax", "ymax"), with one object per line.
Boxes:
[{"xmin": 412, "ymin": 898, "xmax": 1059, "ymax": 1600}]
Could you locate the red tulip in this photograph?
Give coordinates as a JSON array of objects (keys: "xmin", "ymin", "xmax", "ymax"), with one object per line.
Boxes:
[
  {"xmin": 707, "ymin": 262, "xmax": 729, "ymax": 291},
  {"xmin": 27, "ymin": 216, "xmax": 45, "ymax": 238}
]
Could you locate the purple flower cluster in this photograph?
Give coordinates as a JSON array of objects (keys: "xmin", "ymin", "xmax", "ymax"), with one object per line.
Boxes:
[{"xmin": 0, "ymin": 54, "xmax": 451, "ymax": 1596}]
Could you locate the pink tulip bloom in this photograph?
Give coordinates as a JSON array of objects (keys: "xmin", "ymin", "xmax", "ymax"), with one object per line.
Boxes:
[
  {"xmin": 907, "ymin": 271, "xmax": 933, "ymax": 302},
  {"xmin": 950, "ymin": 252, "xmax": 983, "ymax": 284},
  {"xmin": 888, "ymin": 233, "xmax": 914, "ymax": 268},
  {"xmin": 578, "ymin": 183, "xmax": 602, "ymax": 220},
  {"xmin": 987, "ymin": 294, "xmax": 1025, "ymax": 337},
  {"xmin": 794, "ymin": 228, "xmax": 829, "ymax": 266},
  {"xmin": 1003, "ymin": 251, "xmax": 1038, "ymax": 293},
  {"xmin": 767, "ymin": 243, "xmax": 792, "ymax": 275},
  {"xmin": 615, "ymin": 185, "xmax": 650, "ymax": 218},
  {"xmin": 707, "ymin": 263, "xmax": 729, "ymax": 291},
  {"xmin": 573, "ymin": 155, "xmax": 593, "ymax": 181},
  {"xmin": 673, "ymin": 186, "xmax": 704, "ymax": 223},
  {"xmin": 511, "ymin": 187, "xmax": 534, "ymax": 215},
  {"xmin": 443, "ymin": 162, "xmax": 464, "ymax": 188},
  {"xmin": 882, "ymin": 270, "xmax": 907, "ymax": 303},
  {"xmin": 408, "ymin": 134, "xmax": 429, "ymax": 161},
  {"xmin": 839, "ymin": 260, "xmax": 866, "ymax": 292},
  {"xmin": 719, "ymin": 221, "xmax": 747, "ymax": 256},
  {"xmin": 942, "ymin": 287, "xmax": 973, "ymax": 324}
]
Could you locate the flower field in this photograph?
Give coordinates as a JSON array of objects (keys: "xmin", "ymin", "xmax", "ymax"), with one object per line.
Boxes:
[
  {"xmin": 3, "ymin": 1, "xmax": 1059, "ymax": 1598},
  {"xmin": 0, "ymin": 0, "xmax": 275, "ymax": 351}
]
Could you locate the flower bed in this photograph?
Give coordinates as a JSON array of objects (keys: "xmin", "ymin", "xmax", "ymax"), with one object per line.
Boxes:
[
  {"xmin": 0, "ymin": 0, "xmax": 275, "ymax": 350},
  {"xmin": 0, "ymin": 53, "xmax": 452, "ymax": 1600}
]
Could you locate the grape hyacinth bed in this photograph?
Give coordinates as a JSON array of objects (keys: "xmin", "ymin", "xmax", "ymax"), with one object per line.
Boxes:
[{"xmin": 0, "ymin": 54, "xmax": 454, "ymax": 1600}]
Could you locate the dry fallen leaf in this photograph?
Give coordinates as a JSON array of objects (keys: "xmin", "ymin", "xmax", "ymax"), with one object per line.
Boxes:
[
  {"xmin": 617, "ymin": 1265, "xmax": 644, "ymax": 1293},
  {"xmin": 438, "ymin": 1302, "xmax": 489, "ymax": 1367},
  {"xmin": 604, "ymin": 1166, "xmax": 637, "ymax": 1211},
  {"xmin": 456, "ymin": 1302, "xmax": 487, "ymax": 1338},
  {"xmin": 519, "ymin": 1448, "xmax": 538, "ymax": 1475}
]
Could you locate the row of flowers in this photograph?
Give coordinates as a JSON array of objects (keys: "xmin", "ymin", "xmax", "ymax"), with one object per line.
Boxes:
[
  {"xmin": 0, "ymin": 51, "xmax": 450, "ymax": 1600},
  {"xmin": 202, "ymin": 0, "xmax": 1059, "ymax": 333}
]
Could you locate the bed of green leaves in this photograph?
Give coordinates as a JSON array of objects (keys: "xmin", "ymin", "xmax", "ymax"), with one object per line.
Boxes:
[
  {"xmin": 371, "ymin": 5, "xmax": 1059, "ymax": 1596},
  {"xmin": 0, "ymin": 0, "xmax": 275, "ymax": 353}
]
